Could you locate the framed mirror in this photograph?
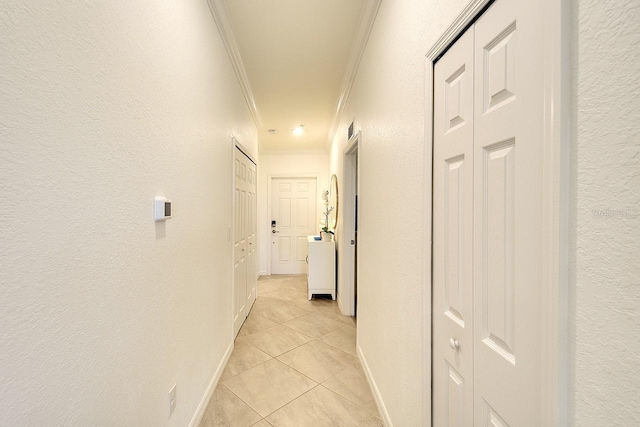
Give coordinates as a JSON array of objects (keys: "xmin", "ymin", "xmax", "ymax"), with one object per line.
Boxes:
[{"xmin": 329, "ymin": 174, "xmax": 338, "ymax": 231}]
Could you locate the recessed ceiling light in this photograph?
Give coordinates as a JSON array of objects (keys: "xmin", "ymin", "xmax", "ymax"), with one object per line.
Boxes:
[
  {"xmin": 292, "ymin": 125, "xmax": 304, "ymax": 136},
  {"xmin": 268, "ymin": 129, "xmax": 278, "ymax": 135}
]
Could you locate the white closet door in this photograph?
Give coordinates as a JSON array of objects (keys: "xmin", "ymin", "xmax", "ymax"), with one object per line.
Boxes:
[
  {"xmin": 246, "ymin": 160, "xmax": 257, "ymax": 312},
  {"xmin": 473, "ymin": 0, "xmax": 544, "ymax": 424},
  {"xmin": 433, "ymin": 28, "xmax": 475, "ymax": 427},
  {"xmin": 432, "ymin": 0, "xmax": 546, "ymax": 423},
  {"xmin": 233, "ymin": 149, "xmax": 248, "ymax": 337},
  {"xmin": 233, "ymin": 148, "xmax": 257, "ymax": 337}
]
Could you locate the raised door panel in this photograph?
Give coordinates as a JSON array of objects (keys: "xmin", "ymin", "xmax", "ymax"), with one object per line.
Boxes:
[
  {"xmin": 445, "ymin": 362, "xmax": 465, "ymax": 427},
  {"xmin": 444, "ymin": 155, "xmax": 467, "ymax": 328},
  {"xmin": 278, "ymin": 236, "xmax": 291, "ymax": 262},
  {"xmin": 473, "ymin": 0, "xmax": 544, "ymax": 424},
  {"xmin": 432, "ymin": 28, "xmax": 474, "ymax": 427},
  {"xmin": 279, "ymin": 198, "xmax": 292, "ymax": 229}
]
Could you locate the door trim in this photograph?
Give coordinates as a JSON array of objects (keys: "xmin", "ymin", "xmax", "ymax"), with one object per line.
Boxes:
[
  {"xmin": 423, "ymin": 0, "xmax": 570, "ymax": 425},
  {"xmin": 267, "ymin": 174, "xmax": 320, "ymax": 276},
  {"xmin": 340, "ymin": 131, "xmax": 360, "ymax": 316}
]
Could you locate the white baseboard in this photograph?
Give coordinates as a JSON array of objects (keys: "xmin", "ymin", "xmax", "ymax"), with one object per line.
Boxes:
[
  {"xmin": 357, "ymin": 345, "xmax": 392, "ymax": 427},
  {"xmin": 258, "ymin": 270, "xmax": 268, "ymax": 276},
  {"xmin": 188, "ymin": 341, "xmax": 234, "ymax": 427}
]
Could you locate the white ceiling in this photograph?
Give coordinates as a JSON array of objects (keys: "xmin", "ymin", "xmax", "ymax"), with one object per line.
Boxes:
[{"xmin": 225, "ymin": 0, "xmax": 366, "ymax": 152}]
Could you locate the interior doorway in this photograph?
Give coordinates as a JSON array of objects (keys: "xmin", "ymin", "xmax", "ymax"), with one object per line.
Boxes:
[
  {"xmin": 341, "ymin": 132, "xmax": 360, "ymax": 317},
  {"xmin": 270, "ymin": 177, "xmax": 318, "ymax": 275}
]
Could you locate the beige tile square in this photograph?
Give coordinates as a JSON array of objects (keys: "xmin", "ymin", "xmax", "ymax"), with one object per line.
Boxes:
[
  {"xmin": 199, "ymin": 385, "xmax": 261, "ymax": 427},
  {"xmin": 258, "ymin": 280, "xmax": 282, "ymax": 295},
  {"xmin": 283, "ymin": 312, "xmax": 345, "ymax": 338},
  {"xmin": 250, "ymin": 421, "xmax": 272, "ymax": 427},
  {"xmin": 320, "ymin": 324, "xmax": 357, "ymax": 356},
  {"xmin": 258, "ymin": 275, "xmax": 306, "ymax": 293},
  {"xmin": 252, "ymin": 297, "xmax": 280, "ymax": 309},
  {"xmin": 241, "ymin": 325, "xmax": 313, "ymax": 357},
  {"xmin": 221, "ymin": 340, "xmax": 272, "ymax": 381},
  {"xmin": 223, "ymin": 359, "xmax": 317, "ymax": 417},
  {"xmin": 314, "ymin": 304, "xmax": 353, "ymax": 324},
  {"xmin": 252, "ymin": 301, "xmax": 310, "ymax": 324},
  {"xmin": 281, "ymin": 277, "xmax": 307, "ymax": 291},
  {"xmin": 322, "ymin": 364, "xmax": 379, "ymax": 415},
  {"xmin": 284, "ymin": 297, "xmax": 335, "ymax": 312},
  {"xmin": 265, "ymin": 385, "xmax": 380, "ymax": 427},
  {"xmin": 260, "ymin": 288, "xmax": 308, "ymax": 302},
  {"xmin": 237, "ymin": 313, "xmax": 279, "ymax": 339},
  {"xmin": 277, "ymin": 340, "xmax": 357, "ymax": 382}
]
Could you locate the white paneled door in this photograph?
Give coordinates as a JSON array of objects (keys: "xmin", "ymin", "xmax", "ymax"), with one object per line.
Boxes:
[
  {"xmin": 433, "ymin": 0, "xmax": 546, "ymax": 425},
  {"xmin": 233, "ymin": 147, "xmax": 257, "ymax": 338},
  {"xmin": 271, "ymin": 178, "xmax": 317, "ymax": 275},
  {"xmin": 433, "ymin": 27, "xmax": 475, "ymax": 427}
]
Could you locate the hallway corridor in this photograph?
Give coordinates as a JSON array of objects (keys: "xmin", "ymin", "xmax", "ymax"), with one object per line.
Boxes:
[{"xmin": 199, "ymin": 275, "xmax": 381, "ymax": 426}]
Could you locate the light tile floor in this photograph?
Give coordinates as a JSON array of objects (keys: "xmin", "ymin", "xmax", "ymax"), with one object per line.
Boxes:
[{"xmin": 200, "ymin": 274, "xmax": 381, "ymax": 427}]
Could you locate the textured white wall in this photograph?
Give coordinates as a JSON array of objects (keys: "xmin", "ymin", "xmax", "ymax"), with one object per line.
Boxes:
[
  {"xmin": 0, "ymin": 1, "xmax": 257, "ymax": 426},
  {"xmin": 571, "ymin": 0, "xmax": 640, "ymax": 424},
  {"xmin": 257, "ymin": 153, "xmax": 329, "ymax": 275},
  {"xmin": 329, "ymin": 0, "xmax": 467, "ymax": 424}
]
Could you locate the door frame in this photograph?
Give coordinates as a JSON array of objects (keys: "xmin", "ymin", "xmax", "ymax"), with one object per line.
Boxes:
[
  {"xmin": 423, "ymin": 0, "xmax": 570, "ymax": 425},
  {"xmin": 231, "ymin": 137, "xmax": 258, "ymax": 339},
  {"xmin": 267, "ymin": 174, "xmax": 320, "ymax": 276},
  {"xmin": 340, "ymin": 132, "xmax": 360, "ymax": 316}
]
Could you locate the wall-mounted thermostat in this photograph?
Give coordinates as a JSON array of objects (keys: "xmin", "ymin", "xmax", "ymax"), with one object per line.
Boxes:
[{"xmin": 154, "ymin": 197, "xmax": 172, "ymax": 222}]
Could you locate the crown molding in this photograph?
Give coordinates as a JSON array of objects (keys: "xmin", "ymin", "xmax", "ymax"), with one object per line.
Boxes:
[
  {"xmin": 206, "ymin": 0, "xmax": 263, "ymax": 129},
  {"xmin": 426, "ymin": 0, "xmax": 492, "ymax": 61},
  {"xmin": 326, "ymin": 0, "xmax": 382, "ymax": 149}
]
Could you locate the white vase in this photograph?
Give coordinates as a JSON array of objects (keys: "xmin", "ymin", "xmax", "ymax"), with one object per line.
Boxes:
[{"xmin": 321, "ymin": 231, "xmax": 332, "ymax": 242}]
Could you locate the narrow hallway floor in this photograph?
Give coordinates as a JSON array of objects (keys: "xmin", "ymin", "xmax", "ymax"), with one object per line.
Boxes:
[{"xmin": 199, "ymin": 274, "xmax": 382, "ymax": 427}]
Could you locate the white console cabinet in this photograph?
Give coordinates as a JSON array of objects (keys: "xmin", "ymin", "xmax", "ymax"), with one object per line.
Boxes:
[{"xmin": 306, "ymin": 236, "xmax": 336, "ymax": 300}]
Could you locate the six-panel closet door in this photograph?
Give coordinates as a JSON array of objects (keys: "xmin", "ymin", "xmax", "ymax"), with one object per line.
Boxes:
[
  {"xmin": 233, "ymin": 148, "xmax": 257, "ymax": 338},
  {"xmin": 433, "ymin": 0, "xmax": 545, "ymax": 425}
]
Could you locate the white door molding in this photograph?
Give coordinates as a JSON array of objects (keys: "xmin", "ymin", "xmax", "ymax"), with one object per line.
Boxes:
[
  {"xmin": 424, "ymin": 0, "xmax": 570, "ymax": 425},
  {"xmin": 340, "ymin": 132, "xmax": 361, "ymax": 316},
  {"xmin": 267, "ymin": 173, "xmax": 321, "ymax": 276}
]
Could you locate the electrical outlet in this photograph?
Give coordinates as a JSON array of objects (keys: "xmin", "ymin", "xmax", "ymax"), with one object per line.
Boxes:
[{"xmin": 168, "ymin": 384, "xmax": 177, "ymax": 416}]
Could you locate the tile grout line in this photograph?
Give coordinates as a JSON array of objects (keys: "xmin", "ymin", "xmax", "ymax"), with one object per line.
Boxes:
[
  {"xmin": 317, "ymin": 383, "xmax": 383, "ymax": 421},
  {"xmin": 319, "ymin": 379, "xmax": 381, "ymax": 419},
  {"xmin": 215, "ymin": 384, "xmax": 263, "ymax": 422},
  {"xmin": 261, "ymin": 383, "xmax": 323, "ymax": 421},
  {"xmin": 220, "ymin": 360, "xmax": 319, "ymax": 420}
]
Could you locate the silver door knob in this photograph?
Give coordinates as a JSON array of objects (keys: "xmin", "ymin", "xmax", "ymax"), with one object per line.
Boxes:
[
  {"xmin": 272, "ymin": 230, "xmax": 279, "ymax": 234},
  {"xmin": 449, "ymin": 338, "xmax": 460, "ymax": 350}
]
